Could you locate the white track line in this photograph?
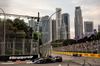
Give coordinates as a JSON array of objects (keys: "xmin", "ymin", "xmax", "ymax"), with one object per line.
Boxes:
[
  {"xmin": 59, "ymin": 63, "xmax": 61, "ymax": 66},
  {"xmin": 26, "ymin": 62, "xmax": 34, "ymax": 64}
]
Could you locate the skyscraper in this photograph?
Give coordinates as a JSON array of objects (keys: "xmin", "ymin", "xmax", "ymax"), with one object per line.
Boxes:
[
  {"xmin": 98, "ymin": 25, "xmax": 100, "ymax": 32},
  {"xmin": 84, "ymin": 21, "xmax": 93, "ymax": 36},
  {"xmin": 28, "ymin": 18, "xmax": 36, "ymax": 31},
  {"xmin": 75, "ymin": 6, "xmax": 83, "ymax": 40},
  {"xmin": 39, "ymin": 21, "xmax": 42, "ymax": 34},
  {"xmin": 60, "ymin": 20, "xmax": 67, "ymax": 39},
  {"xmin": 52, "ymin": 20, "xmax": 56, "ymax": 41},
  {"xmin": 56, "ymin": 8, "xmax": 62, "ymax": 40},
  {"xmin": 62, "ymin": 13, "xmax": 70, "ymax": 39},
  {"xmin": 41, "ymin": 16, "xmax": 52, "ymax": 44}
]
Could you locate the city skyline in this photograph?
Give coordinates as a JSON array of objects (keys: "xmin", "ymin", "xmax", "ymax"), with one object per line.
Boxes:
[{"xmin": 0, "ymin": 0, "xmax": 100, "ymax": 39}]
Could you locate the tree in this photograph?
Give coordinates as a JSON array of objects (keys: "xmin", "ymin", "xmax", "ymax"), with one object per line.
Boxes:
[
  {"xmin": 55, "ymin": 39, "xmax": 64, "ymax": 43},
  {"xmin": 6, "ymin": 19, "xmax": 15, "ymax": 38},
  {"xmin": 13, "ymin": 18, "xmax": 27, "ymax": 38},
  {"xmin": 63, "ymin": 39, "xmax": 75, "ymax": 46},
  {"xmin": 33, "ymin": 31, "xmax": 42, "ymax": 45},
  {"xmin": 4, "ymin": 18, "xmax": 34, "ymax": 39}
]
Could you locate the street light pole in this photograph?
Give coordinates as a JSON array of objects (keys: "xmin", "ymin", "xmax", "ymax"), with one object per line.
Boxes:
[
  {"xmin": 42, "ymin": 10, "xmax": 61, "ymax": 57},
  {"xmin": 0, "ymin": 8, "xmax": 6, "ymax": 55},
  {"xmin": 37, "ymin": 12, "xmax": 40, "ymax": 58}
]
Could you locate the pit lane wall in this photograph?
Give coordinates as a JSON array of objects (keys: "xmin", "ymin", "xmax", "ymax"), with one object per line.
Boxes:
[{"xmin": 51, "ymin": 51, "xmax": 100, "ymax": 58}]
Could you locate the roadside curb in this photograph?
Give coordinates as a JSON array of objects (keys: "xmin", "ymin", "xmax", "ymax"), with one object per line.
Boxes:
[{"xmin": 1, "ymin": 61, "xmax": 34, "ymax": 64}]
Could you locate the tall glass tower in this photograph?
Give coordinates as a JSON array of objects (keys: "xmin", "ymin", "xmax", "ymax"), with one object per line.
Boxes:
[
  {"xmin": 62, "ymin": 13, "xmax": 70, "ymax": 39},
  {"xmin": 56, "ymin": 8, "xmax": 62, "ymax": 40},
  {"xmin": 41, "ymin": 16, "xmax": 52, "ymax": 44},
  {"xmin": 98, "ymin": 25, "xmax": 100, "ymax": 32},
  {"xmin": 60, "ymin": 20, "xmax": 67, "ymax": 39},
  {"xmin": 52, "ymin": 20, "xmax": 56, "ymax": 41},
  {"xmin": 28, "ymin": 18, "xmax": 36, "ymax": 31},
  {"xmin": 75, "ymin": 6, "xmax": 83, "ymax": 40}
]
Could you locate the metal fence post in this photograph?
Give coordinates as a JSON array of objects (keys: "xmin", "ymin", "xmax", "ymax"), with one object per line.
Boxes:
[
  {"xmin": 30, "ymin": 39, "xmax": 33, "ymax": 55},
  {"xmin": 44, "ymin": 45, "xmax": 45, "ymax": 56},
  {"xmin": 1, "ymin": 40, "xmax": 4, "ymax": 55},
  {"xmin": 13, "ymin": 38, "xmax": 15, "ymax": 55},
  {"xmin": 22, "ymin": 39, "xmax": 25, "ymax": 55}
]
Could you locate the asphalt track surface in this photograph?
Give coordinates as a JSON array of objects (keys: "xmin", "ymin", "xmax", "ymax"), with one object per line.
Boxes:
[
  {"xmin": 0, "ymin": 61, "xmax": 81, "ymax": 66},
  {"xmin": 0, "ymin": 53, "xmax": 100, "ymax": 66},
  {"xmin": 52, "ymin": 53, "xmax": 100, "ymax": 66}
]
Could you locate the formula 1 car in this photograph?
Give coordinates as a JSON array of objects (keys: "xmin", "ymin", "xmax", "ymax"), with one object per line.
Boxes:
[
  {"xmin": 34, "ymin": 57, "xmax": 56, "ymax": 64},
  {"xmin": 33, "ymin": 56, "xmax": 62, "ymax": 64},
  {"xmin": 73, "ymin": 53, "xmax": 82, "ymax": 57},
  {"xmin": 54, "ymin": 56, "xmax": 62, "ymax": 62},
  {"xmin": 34, "ymin": 58, "xmax": 45, "ymax": 64}
]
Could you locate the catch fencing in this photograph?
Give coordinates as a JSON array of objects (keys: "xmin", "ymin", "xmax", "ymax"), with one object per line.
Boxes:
[
  {"xmin": 0, "ymin": 38, "xmax": 38, "ymax": 55},
  {"xmin": 0, "ymin": 38, "xmax": 51, "ymax": 56}
]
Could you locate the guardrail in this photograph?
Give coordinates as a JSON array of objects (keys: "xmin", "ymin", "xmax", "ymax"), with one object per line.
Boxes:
[{"xmin": 51, "ymin": 51, "xmax": 100, "ymax": 58}]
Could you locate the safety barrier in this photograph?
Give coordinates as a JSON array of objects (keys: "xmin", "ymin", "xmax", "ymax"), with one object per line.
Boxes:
[
  {"xmin": 0, "ymin": 55, "xmax": 38, "ymax": 62},
  {"xmin": 51, "ymin": 51, "xmax": 100, "ymax": 58}
]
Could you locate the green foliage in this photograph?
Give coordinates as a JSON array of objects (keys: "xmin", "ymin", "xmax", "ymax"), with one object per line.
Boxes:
[
  {"xmin": 12, "ymin": 18, "xmax": 28, "ymax": 38},
  {"xmin": 63, "ymin": 39, "xmax": 76, "ymax": 46},
  {"xmin": 9, "ymin": 50, "xmax": 12, "ymax": 52},
  {"xmin": 33, "ymin": 31, "xmax": 42, "ymax": 45},
  {"xmin": 52, "ymin": 32, "xmax": 100, "ymax": 47},
  {"xmin": 33, "ymin": 31, "xmax": 42, "ymax": 40},
  {"xmin": 15, "ymin": 50, "xmax": 22, "ymax": 53},
  {"xmin": 53, "ymin": 44, "xmax": 62, "ymax": 47},
  {"xmin": 94, "ymin": 32, "xmax": 100, "ymax": 40},
  {"xmin": 55, "ymin": 39, "xmax": 64, "ymax": 42},
  {"xmin": 0, "ymin": 18, "xmax": 34, "ymax": 39},
  {"xmin": 8, "ymin": 50, "xmax": 22, "ymax": 54},
  {"xmin": 77, "ymin": 33, "xmax": 100, "ymax": 43},
  {"xmin": 0, "ymin": 18, "xmax": 43, "ymax": 55},
  {"xmin": 33, "ymin": 31, "xmax": 38, "ymax": 40}
]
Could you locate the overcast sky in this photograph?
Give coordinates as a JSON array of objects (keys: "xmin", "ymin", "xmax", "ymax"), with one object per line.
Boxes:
[{"xmin": 0, "ymin": 0, "xmax": 100, "ymax": 39}]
